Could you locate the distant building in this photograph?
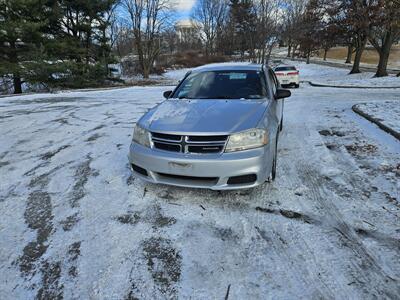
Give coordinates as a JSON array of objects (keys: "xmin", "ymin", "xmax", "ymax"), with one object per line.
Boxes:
[{"xmin": 175, "ymin": 19, "xmax": 200, "ymax": 44}]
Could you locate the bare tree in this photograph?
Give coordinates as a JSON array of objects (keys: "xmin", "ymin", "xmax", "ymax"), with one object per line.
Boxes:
[
  {"xmin": 122, "ymin": 0, "xmax": 173, "ymax": 78},
  {"xmin": 253, "ymin": 0, "xmax": 282, "ymax": 64},
  {"xmin": 369, "ymin": 0, "xmax": 400, "ymax": 77},
  {"xmin": 114, "ymin": 22, "xmax": 136, "ymax": 58},
  {"xmin": 98, "ymin": 1, "xmax": 121, "ymax": 74},
  {"xmin": 281, "ymin": 0, "xmax": 308, "ymax": 58},
  {"xmin": 192, "ymin": 0, "xmax": 228, "ymax": 56}
]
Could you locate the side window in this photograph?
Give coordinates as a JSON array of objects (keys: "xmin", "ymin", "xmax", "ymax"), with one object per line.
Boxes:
[{"xmin": 268, "ymin": 69, "xmax": 278, "ymax": 96}]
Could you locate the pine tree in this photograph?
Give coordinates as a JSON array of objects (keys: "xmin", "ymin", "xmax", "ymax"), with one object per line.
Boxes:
[
  {"xmin": 229, "ymin": 0, "xmax": 256, "ymax": 58},
  {"xmin": 0, "ymin": 0, "xmax": 118, "ymax": 93},
  {"xmin": 0, "ymin": 0, "xmax": 48, "ymax": 94}
]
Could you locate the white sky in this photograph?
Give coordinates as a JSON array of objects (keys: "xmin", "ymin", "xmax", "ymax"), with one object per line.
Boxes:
[{"xmin": 174, "ymin": 0, "xmax": 196, "ymax": 12}]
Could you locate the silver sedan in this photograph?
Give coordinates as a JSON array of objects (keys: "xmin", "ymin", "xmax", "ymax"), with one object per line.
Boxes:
[{"xmin": 128, "ymin": 63, "xmax": 291, "ymax": 190}]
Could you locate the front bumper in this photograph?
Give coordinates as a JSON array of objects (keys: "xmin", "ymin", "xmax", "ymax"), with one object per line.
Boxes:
[{"xmin": 128, "ymin": 143, "xmax": 271, "ymax": 190}]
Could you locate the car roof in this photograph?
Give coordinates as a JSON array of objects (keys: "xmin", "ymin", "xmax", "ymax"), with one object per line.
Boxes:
[{"xmin": 191, "ymin": 62, "xmax": 264, "ymax": 72}]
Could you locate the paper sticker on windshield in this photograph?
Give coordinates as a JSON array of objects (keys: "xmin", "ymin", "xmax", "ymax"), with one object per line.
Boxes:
[{"xmin": 228, "ymin": 73, "xmax": 247, "ymax": 80}]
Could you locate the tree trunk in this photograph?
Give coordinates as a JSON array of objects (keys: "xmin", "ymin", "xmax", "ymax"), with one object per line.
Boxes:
[
  {"xmin": 291, "ymin": 45, "xmax": 296, "ymax": 58},
  {"xmin": 9, "ymin": 41, "xmax": 22, "ymax": 94},
  {"xmin": 306, "ymin": 50, "xmax": 311, "ymax": 64},
  {"xmin": 374, "ymin": 31, "xmax": 393, "ymax": 78},
  {"xmin": 345, "ymin": 44, "xmax": 352, "ymax": 64},
  {"xmin": 13, "ymin": 76, "xmax": 22, "ymax": 94},
  {"xmin": 260, "ymin": 47, "xmax": 266, "ymax": 64},
  {"xmin": 375, "ymin": 49, "xmax": 390, "ymax": 77},
  {"xmin": 287, "ymin": 45, "xmax": 291, "ymax": 57},
  {"xmin": 142, "ymin": 63, "xmax": 150, "ymax": 79},
  {"xmin": 350, "ymin": 38, "xmax": 366, "ymax": 74},
  {"xmin": 323, "ymin": 48, "xmax": 328, "ymax": 61},
  {"xmin": 265, "ymin": 46, "xmax": 273, "ymax": 64}
]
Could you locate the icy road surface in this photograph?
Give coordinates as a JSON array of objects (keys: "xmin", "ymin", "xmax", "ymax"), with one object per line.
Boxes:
[{"xmin": 1, "ymin": 65, "xmax": 400, "ymax": 299}]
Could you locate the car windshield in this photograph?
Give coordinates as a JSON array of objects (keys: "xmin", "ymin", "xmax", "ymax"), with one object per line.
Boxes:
[
  {"xmin": 275, "ymin": 66, "xmax": 297, "ymax": 71},
  {"xmin": 171, "ymin": 70, "xmax": 269, "ymax": 100}
]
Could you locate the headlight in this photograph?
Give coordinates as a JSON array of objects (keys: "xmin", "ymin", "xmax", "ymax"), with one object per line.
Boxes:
[
  {"xmin": 225, "ymin": 129, "xmax": 268, "ymax": 152},
  {"xmin": 132, "ymin": 124, "xmax": 150, "ymax": 147}
]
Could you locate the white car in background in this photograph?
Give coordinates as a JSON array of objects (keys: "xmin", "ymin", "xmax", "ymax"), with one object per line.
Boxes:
[{"xmin": 274, "ymin": 65, "xmax": 300, "ymax": 88}]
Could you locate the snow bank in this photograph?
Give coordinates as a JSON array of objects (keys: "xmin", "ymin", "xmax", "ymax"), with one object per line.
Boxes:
[{"xmin": 353, "ymin": 101, "xmax": 400, "ymax": 140}]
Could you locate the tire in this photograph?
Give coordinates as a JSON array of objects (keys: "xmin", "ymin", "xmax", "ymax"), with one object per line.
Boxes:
[{"xmin": 270, "ymin": 133, "xmax": 279, "ymax": 181}]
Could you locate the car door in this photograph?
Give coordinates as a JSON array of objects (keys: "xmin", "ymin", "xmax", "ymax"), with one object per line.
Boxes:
[{"xmin": 267, "ymin": 68, "xmax": 283, "ymax": 125}]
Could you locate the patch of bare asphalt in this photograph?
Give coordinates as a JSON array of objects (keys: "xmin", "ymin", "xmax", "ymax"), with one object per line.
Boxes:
[
  {"xmin": 255, "ymin": 206, "xmax": 320, "ymax": 225},
  {"xmin": 345, "ymin": 143, "xmax": 378, "ymax": 156},
  {"xmin": 85, "ymin": 133, "xmax": 104, "ymax": 142},
  {"xmin": 116, "ymin": 212, "xmax": 141, "ymax": 225},
  {"xmin": 115, "ymin": 204, "xmax": 176, "ymax": 229},
  {"xmin": 67, "ymin": 241, "xmax": 81, "ymax": 278},
  {"xmin": 18, "ymin": 156, "xmax": 85, "ymax": 297},
  {"xmin": 36, "ymin": 260, "xmax": 64, "ymax": 300},
  {"xmin": 18, "ymin": 191, "xmax": 53, "ymax": 276},
  {"xmin": 0, "ymin": 160, "xmax": 10, "ymax": 168},
  {"xmin": 212, "ymin": 226, "xmax": 240, "ymax": 242},
  {"xmin": 16, "ymin": 190, "xmax": 64, "ymax": 297},
  {"xmin": 91, "ymin": 124, "xmax": 105, "ymax": 131},
  {"xmin": 60, "ymin": 213, "xmax": 80, "ymax": 231},
  {"xmin": 318, "ymin": 129, "xmax": 346, "ymax": 137},
  {"xmin": 69, "ymin": 155, "xmax": 94, "ymax": 208},
  {"xmin": 40, "ymin": 145, "xmax": 70, "ymax": 160},
  {"xmin": 142, "ymin": 237, "xmax": 182, "ymax": 296},
  {"xmin": 156, "ymin": 189, "xmax": 177, "ymax": 201}
]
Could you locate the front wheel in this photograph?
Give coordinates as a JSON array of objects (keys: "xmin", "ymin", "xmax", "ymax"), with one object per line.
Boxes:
[{"xmin": 270, "ymin": 133, "xmax": 278, "ymax": 181}]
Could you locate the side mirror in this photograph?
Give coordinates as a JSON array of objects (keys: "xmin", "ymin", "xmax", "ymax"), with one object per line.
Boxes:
[
  {"xmin": 276, "ymin": 89, "xmax": 291, "ymax": 99},
  {"xmin": 163, "ymin": 90, "xmax": 172, "ymax": 98}
]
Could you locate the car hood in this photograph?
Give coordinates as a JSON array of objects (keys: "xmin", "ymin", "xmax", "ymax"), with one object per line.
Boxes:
[{"xmin": 139, "ymin": 99, "xmax": 268, "ymax": 134}]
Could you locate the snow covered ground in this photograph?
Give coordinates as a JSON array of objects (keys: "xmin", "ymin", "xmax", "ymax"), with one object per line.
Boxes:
[
  {"xmin": 272, "ymin": 47, "xmax": 400, "ymax": 70},
  {"xmin": 1, "ymin": 63, "xmax": 400, "ymax": 299},
  {"xmin": 354, "ymin": 101, "xmax": 400, "ymax": 136},
  {"xmin": 282, "ymin": 60, "xmax": 400, "ymax": 87}
]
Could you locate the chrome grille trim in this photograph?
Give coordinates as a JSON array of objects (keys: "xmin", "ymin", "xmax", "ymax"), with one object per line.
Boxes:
[
  {"xmin": 151, "ymin": 132, "xmax": 228, "ymax": 154},
  {"xmin": 152, "ymin": 136, "xmax": 183, "ymax": 143}
]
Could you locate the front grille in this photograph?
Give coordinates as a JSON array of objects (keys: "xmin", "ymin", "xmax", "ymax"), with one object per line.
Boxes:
[
  {"xmin": 151, "ymin": 132, "xmax": 228, "ymax": 154},
  {"xmin": 152, "ymin": 132, "xmax": 181, "ymax": 141},
  {"xmin": 153, "ymin": 142, "xmax": 181, "ymax": 152},
  {"xmin": 158, "ymin": 173, "xmax": 218, "ymax": 182}
]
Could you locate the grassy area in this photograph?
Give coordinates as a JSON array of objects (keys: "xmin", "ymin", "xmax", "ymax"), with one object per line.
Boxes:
[{"xmin": 316, "ymin": 45, "xmax": 400, "ymax": 67}]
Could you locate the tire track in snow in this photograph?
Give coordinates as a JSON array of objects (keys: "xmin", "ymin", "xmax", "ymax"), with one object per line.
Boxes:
[{"xmin": 287, "ymin": 122, "xmax": 400, "ymax": 298}]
